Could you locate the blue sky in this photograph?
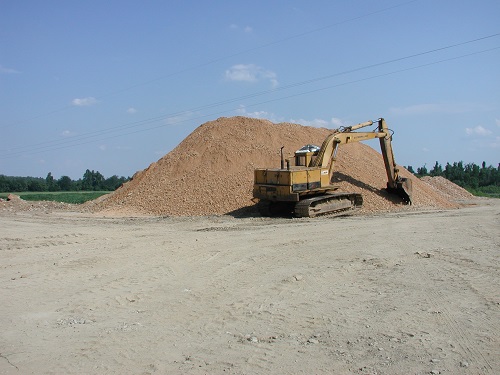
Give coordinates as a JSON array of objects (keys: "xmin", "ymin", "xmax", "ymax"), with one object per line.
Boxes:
[{"xmin": 1, "ymin": 0, "xmax": 499, "ymax": 179}]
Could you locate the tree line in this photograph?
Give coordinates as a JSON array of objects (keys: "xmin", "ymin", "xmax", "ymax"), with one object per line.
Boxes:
[
  {"xmin": 406, "ymin": 161, "xmax": 500, "ymax": 196},
  {"xmin": 0, "ymin": 170, "xmax": 130, "ymax": 193},
  {"xmin": 2, "ymin": 161, "xmax": 499, "ymax": 196}
]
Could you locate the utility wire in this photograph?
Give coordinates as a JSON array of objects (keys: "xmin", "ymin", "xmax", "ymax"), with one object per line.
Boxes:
[
  {"xmin": 3, "ymin": 0, "xmax": 421, "ymax": 129},
  {"xmin": 1, "ymin": 45, "xmax": 498, "ymax": 160},
  {"xmin": 1, "ymin": 32, "xmax": 499, "ymax": 155}
]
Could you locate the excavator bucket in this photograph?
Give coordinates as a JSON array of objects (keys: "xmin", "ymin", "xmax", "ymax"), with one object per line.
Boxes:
[{"xmin": 387, "ymin": 177, "xmax": 412, "ymax": 204}]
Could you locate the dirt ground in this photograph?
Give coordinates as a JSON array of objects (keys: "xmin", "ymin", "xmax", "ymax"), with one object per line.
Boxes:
[{"xmin": 1, "ymin": 199, "xmax": 499, "ymax": 375}]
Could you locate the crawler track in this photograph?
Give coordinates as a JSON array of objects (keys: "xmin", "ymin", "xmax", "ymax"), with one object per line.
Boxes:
[
  {"xmin": 257, "ymin": 193, "xmax": 363, "ymax": 218},
  {"xmin": 294, "ymin": 192, "xmax": 363, "ymax": 218}
]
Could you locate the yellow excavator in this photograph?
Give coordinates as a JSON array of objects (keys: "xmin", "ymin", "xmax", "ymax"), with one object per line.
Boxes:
[{"xmin": 253, "ymin": 118, "xmax": 412, "ymax": 217}]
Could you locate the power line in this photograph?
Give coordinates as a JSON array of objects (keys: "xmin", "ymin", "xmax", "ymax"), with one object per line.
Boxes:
[
  {"xmin": 2, "ymin": 32, "xmax": 499, "ymax": 154},
  {"xmin": 3, "ymin": 0, "xmax": 421, "ymax": 129},
  {"xmin": 1, "ymin": 45, "xmax": 498, "ymax": 160}
]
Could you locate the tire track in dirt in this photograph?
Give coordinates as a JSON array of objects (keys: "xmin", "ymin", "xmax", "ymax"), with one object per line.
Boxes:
[
  {"xmin": 0, "ymin": 233, "xmax": 84, "ymax": 251},
  {"xmin": 180, "ymin": 237, "xmax": 285, "ymax": 370},
  {"xmin": 159, "ymin": 225, "xmax": 337, "ymax": 373},
  {"xmin": 411, "ymin": 258, "xmax": 494, "ymax": 374}
]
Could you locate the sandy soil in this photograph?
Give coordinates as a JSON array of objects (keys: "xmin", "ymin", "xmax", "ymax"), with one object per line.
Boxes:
[{"xmin": 1, "ymin": 199, "xmax": 499, "ymax": 375}]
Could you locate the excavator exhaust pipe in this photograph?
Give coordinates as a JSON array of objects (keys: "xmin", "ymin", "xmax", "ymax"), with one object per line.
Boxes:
[{"xmin": 387, "ymin": 177, "xmax": 413, "ymax": 204}]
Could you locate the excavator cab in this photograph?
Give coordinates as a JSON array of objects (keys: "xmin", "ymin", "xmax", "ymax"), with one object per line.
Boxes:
[{"xmin": 294, "ymin": 144, "xmax": 320, "ymax": 167}]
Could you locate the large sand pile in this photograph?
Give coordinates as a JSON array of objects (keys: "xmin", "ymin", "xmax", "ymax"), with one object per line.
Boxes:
[
  {"xmin": 420, "ymin": 176, "xmax": 475, "ymax": 201},
  {"xmin": 88, "ymin": 116, "xmax": 462, "ymax": 216}
]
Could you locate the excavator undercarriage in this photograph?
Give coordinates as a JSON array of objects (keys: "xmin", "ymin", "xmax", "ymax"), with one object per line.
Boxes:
[{"xmin": 256, "ymin": 192, "xmax": 363, "ymax": 218}]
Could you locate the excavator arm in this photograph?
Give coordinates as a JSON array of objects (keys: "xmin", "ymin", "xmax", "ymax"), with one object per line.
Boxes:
[{"xmin": 311, "ymin": 118, "xmax": 412, "ymax": 203}]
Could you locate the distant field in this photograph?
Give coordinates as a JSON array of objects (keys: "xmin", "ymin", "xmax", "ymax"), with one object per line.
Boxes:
[
  {"xmin": 468, "ymin": 187, "xmax": 500, "ymax": 199},
  {"xmin": 0, "ymin": 191, "xmax": 109, "ymax": 204}
]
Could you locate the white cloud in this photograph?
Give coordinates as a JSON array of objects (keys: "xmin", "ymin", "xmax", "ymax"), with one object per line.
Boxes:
[
  {"xmin": 289, "ymin": 117, "xmax": 348, "ymax": 128},
  {"xmin": 127, "ymin": 107, "xmax": 137, "ymax": 114},
  {"xmin": 331, "ymin": 117, "xmax": 347, "ymax": 128},
  {"xmin": 229, "ymin": 24, "xmax": 253, "ymax": 33},
  {"xmin": 225, "ymin": 64, "xmax": 278, "ymax": 88},
  {"xmin": 164, "ymin": 112, "xmax": 193, "ymax": 125},
  {"xmin": 226, "ymin": 64, "xmax": 257, "ymax": 82},
  {"xmin": 465, "ymin": 126, "xmax": 492, "ymax": 136},
  {"xmin": 61, "ymin": 130, "xmax": 75, "ymax": 137},
  {"xmin": 289, "ymin": 118, "xmax": 329, "ymax": 127},
  {"xmin": 496, "ymin": 119, "xmax": 500, "ymax": 127},
  {"xmin": 235, "ymin": 105, "xmax": 280, "ymax": 122},
  {"xmin": 99, "ymin": 144, "xmax": 107, "ymax": 151},
  {"xmin": 235, "ymin": 106, "xmax": 346, "ymax": 128},
  {"xmin": 390, "ymin": 102, "xmax": 486, "ymax": 116},
  {"xmin": 236, "ymin": 106, "xmax": 271, "ymax": 118},
  {"xmin": 72, "ymin": 97, "xmax": 98, "ymax": 106},
  {"xmin": 0, "ymin": 65, "xmax": 20, "ymax": 74}
]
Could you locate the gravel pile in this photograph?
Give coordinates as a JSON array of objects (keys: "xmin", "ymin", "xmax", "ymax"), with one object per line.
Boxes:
[
  {"xmin": 420, "ymin": 176, "xmax": 475, "ymax": 201},
  {"xmin": 0, "ymin": 194, "xmax": 74, "ymax": 214},
  {"xmin": 86, "ymin": 116, "xmax": 461, "ymax": 216}
]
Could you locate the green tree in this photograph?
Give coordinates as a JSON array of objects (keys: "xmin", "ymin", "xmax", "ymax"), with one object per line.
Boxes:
[
  {"xmin": 58, "ymin": 176, "xmax": 73, "ymax": 191},
  {"xmin": 82, "ymin": 169, "xmax": 93, "ymax": 190},
  {"xmin": 0, "ymin": 175, "xmax": 9, "ymax": 192},
  {"xmin": 82, "ymin": 169, "xmax": 105, "ymax": 191},
  {"xmin": 27, "ymin": 178, "xmax": 46, "ymax": 192},
  {"xmin": 46, "ymin": 172, "xmax": 58, "ymax": 191},
  {"xmin": 416, "ymin": 160, "xmax": 499, "ymax": 196},
  {"xmin": 416, "ymin": 165, "xmax": 428, "ymax": 176},
  {"xmin": 103, "ymin": 175, "xmax": 129, "ymax": 190},
  {"xmin": 430, "ymin": 161, "xmax": 443, "ymax": 176},
  {"xmin": 10, "ymin": 177, "xmax": 28, "ymax": 192}
]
